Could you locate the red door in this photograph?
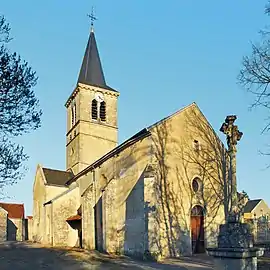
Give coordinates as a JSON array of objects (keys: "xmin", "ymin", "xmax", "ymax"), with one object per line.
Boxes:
[{"xmin": 191, "ymin": 206, "xmax": 205, "ymax": 253}]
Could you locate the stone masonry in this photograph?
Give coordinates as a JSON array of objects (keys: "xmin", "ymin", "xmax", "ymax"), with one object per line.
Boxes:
[
  {"xmin": 81, "ymin": 103, "xmax": 227, "ymax": 259},
  {"xmin": 0, "ymin": 207, "xmax": 7, "ymax": 241}
]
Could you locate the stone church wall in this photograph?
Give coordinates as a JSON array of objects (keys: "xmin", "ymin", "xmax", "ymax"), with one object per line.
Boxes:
[
  {"xmin": 0, "ymin": 208, "xmax": 7, "ymax": 241},
  {"xmin": 51, "ymin": 187, "xmax": 80, "ymax": 247},
  {"xmin": 147, "ymin": 104, "xmax": 226, "ymax": 258},
  {"xmin": 32, "ymin": 166, "xmax": 68, "ymax": 244},
  {"xmin": 43, "ymin": 185, "xmax": 68, "ymax": 245},
  {"xmin": 81, "ymin": 104, "xmax": 226, "ymax": 259},
  {"xmin": 32, "ymin": 168, "xmax": 46, "ymax": 243},
  {"xmin": 82, "ymin": 136, "xmax": 151, "ymax": 256},
  {"xmin": 43, "ymin": 203, "xmax": 52, "ymax": 245}
]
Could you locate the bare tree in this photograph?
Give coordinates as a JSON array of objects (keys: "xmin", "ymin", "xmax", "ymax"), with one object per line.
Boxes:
[
  {"xmin": 238, "ymin": 2, "xmax": 270, "ymax": 133},
  {"xmin": 0, "ymin": 16, "xmax": 41, "ymax": 194}
]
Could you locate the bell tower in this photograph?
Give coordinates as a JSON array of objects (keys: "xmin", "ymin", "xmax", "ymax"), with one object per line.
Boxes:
[{"xmin": 65, "ymin": 23, "xmax": 119, "ymax": 175}]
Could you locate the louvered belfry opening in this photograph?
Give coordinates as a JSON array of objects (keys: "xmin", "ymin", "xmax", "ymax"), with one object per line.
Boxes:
[
  {"xmin": 100, "ymin": 101, "xmax": 106, "ymax": 122},
  {"xmin": 92, "ymin": 99, "xmax": 98, "ymax": 120},
  {"xmin": 71, "ymin": 102, "xmax": 76, "ymax": 126},
  {"xmin": 73, "ymin": 103, "xmax": 76, "ymax": 124},
  {"xmin": 71, "ymin": 107, "xmax": 74, "ymax": 126}
]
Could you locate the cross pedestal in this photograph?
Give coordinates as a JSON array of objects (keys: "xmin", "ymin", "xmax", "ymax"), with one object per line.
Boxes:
[
  {"xmin": 207, "ymin": 220, "xmax": 264, "ymax": 270},
  {"xmin": 206, "ymin": 115, "xmax": 264, "ymax": 270}
]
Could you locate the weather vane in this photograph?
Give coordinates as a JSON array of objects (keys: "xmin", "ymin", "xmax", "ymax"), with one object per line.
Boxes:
[{"xmin": 87, "ymin": 7, "xmax": 97, "ymax": 32}]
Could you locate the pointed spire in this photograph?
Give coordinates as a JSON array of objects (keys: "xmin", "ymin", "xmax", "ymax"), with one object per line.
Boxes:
[
  {"xmin": 77, "ymin": 10, "xmax": 116, "ymax": 91},
  {"xmin": 77, "ymin": 30, "xmax": 107, "ymax": 88}
]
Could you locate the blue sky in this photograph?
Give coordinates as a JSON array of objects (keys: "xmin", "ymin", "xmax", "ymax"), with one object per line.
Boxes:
[{"xmin": 1, "ymin": 1, "xmax": 270, "ymax": 215}]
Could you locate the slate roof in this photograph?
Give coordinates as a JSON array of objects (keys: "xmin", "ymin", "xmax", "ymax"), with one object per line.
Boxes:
[
  {"xmin": 77, "ymin": 30, "xmax": 116, "ymax": 91},
  {"xmin": 0, "ymin": 203, "xmax": 24, "ymax": 219},
  {"xmin": 66, "ymin": 128, "xmax": 151, "ymax": 186},
  {"xmin": 243, "ymin": 199, "xmax": 262, "ymax": 213},
  {"xmin": 43, "ymin": 168, "xmax": 74, "ymax": 187},
  {"xmin": 66, "ymin": 103, "xmax": 197, "ymax": 186}
]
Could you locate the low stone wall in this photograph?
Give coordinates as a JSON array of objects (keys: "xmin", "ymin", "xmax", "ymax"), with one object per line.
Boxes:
[{"xmin": 0, "ymin": 208, "xmax": 7, "ymax": 241}]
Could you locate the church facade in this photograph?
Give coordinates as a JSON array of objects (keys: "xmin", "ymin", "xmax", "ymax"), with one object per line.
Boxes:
[{"xmin": 32, "ymin": 26, "xmax": 229, "ymax": 259}]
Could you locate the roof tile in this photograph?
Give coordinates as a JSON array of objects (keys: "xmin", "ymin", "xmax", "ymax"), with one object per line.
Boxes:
[{"xmin": 0, "ymin": 203, "xmax": 24, "ymax": 219}]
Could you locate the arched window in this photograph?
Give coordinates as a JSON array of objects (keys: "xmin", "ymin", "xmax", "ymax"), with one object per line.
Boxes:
[
  {"xmin": 100, "ymin": 101, "xmax": 106, "ymax": 122},
  {"xmin": 92, "ymin": 99, "xmax": 98, "ymax": 120}
]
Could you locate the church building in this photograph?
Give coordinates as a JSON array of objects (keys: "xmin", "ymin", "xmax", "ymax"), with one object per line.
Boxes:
[{"xmin": 32, "ymin": 23, "xmax": 229, "ymax": 259}]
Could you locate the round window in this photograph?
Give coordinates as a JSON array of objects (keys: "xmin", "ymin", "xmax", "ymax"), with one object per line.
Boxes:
[{"xmin": 192, "ymin": 178, "xmax": 199, "ymax": 193}]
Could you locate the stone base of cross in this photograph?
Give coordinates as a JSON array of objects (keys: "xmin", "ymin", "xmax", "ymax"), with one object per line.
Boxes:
[
  {"xmin": 207, "ymin": 115, "xmax": 264, "ymax": 270},
  {"xmin": 227, "ymin": 211, "xmax": 239, "ymax": 223}
]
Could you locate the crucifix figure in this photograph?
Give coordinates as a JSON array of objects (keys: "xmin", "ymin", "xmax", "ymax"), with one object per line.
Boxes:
[
  {"xmin": 220, "ymin": 115, "xmax": 243, "ymax": 222},
  {"xmin": 87, "ymin": 7, "xmax": 97, "ymax": 32}
]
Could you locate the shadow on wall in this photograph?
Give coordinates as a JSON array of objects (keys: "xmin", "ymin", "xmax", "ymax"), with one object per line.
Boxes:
[
  {"xmin": 123, "ymin": 168, "xmax": 192, "ymax": 260},
  {"xmin": 124, "ymin": 174, "xmax": 145, "ymax": 258},
  {"xmin": 7, "ymin": 219, "xmax": 17, "ymax": 241},
  {"xmin": 93, "ymin": 106, "xmax": 238, "ymax": 259},
  {"xmin": 147, "ymin": 106, "xmax": 233, "ymax": 258},
  {"xmin": 109, "ymin": 107, "xmax": 234, "ymax": 260},
  {"xmin": 94, "ymin": 140, "xmax": 150, "ymax": 255}
]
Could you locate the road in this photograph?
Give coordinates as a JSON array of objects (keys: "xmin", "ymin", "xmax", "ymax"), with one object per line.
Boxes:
[{"xmin": 0, "ymin": 241, "xmax": 214, "ymax": 270}]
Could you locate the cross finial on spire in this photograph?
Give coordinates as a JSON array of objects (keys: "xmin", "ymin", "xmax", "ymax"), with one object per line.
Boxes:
[{"xmin": 87, "ymin": 7, "xmax": 97, "ymax": 32}]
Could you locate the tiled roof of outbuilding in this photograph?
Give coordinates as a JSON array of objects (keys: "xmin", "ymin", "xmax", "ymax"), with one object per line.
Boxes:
[{"xmin": 0, "ymin": 203, "xmax": 24, "ymax": 219}]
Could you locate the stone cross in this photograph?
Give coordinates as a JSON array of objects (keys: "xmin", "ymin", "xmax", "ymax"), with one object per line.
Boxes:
[{"xmin": 220, "ymin": 115, "xmax": 243, "ymax": 222}]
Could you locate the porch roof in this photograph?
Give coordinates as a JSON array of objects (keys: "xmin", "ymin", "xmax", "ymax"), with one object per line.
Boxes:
[{"xmin": 66, "ymin": 214, "xmax": 81, "ymax": 221}]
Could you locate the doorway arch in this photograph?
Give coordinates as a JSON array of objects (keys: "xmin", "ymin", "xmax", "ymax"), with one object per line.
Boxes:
[{"xmin": 191, "ymin": 205, "xmax": 205, "ymax": 253}]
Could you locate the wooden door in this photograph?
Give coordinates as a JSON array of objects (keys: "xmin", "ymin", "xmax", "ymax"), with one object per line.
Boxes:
[{"xmin": 191, "ymin": 206, "xmax": 205, "ymax": 253}]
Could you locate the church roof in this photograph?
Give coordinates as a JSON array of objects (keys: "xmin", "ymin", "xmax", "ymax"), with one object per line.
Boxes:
[
  {"xmin": 66, "ymin": 103, "xmax": 200, "ymax": 186},
  {"xmin": 77, "ymin": 30, "xmax": 116, "ymax": 91},
  {"xmin": 66, "ymin": 128, "xmax": 151, "ymax": 186},
  {"xmin": 0, "ymin": 202, "xmax": 24, "ymax": 219},
  {"xmin": 43, "ymin": 168, "xmax": 74, "ymax": 187}
]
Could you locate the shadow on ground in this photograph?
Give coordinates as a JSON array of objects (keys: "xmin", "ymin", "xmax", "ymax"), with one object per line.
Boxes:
[
  {"xmin": 0, "ymin": 241, "xmax": 89, "ymax": 270},
  {"xmin": 1, "ymin": 241, "xmax": 269, "ymax": 269},
  {"xmin": 0, "ymin": 241, "xmax": 215, "ymax": 270}
]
